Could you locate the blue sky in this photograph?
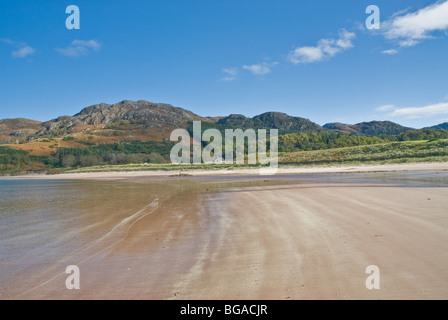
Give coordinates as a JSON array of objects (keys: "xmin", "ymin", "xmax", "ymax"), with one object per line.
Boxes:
[{"xmin": 1, "ymin": 0, "xmax": 448, "ymax": 128}]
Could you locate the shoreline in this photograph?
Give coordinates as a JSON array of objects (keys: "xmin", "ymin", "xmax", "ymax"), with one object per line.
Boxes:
[{"xmin": 1, "ymin": 161, "xmax": 447, "ymax": 180}]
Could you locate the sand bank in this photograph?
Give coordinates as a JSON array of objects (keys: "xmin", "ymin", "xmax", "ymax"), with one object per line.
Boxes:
[{"xmin": 2, "ymin": 161, "xmax": 447, "ymax": 180}]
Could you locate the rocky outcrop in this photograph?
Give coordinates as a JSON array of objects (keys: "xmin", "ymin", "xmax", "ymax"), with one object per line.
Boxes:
[
  {"xmin": 74, "ymin": 100, "xmax": 207, "ymax": 126},
  {"xmin": 31, "ymin": 100, "xmax": 210, "ymax": 138},
  {"xmin": 0, "ymin": 118, "xmax": 43, "ymax": 143}
]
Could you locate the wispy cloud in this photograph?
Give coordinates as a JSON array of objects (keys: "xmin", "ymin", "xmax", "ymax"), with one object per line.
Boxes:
[
  {"xmin": 242, "ymin": 62, "xmax": 278, "ymax": 75},
  {"xmin": 56, "ymin": 39, "xmax": 101, "ymax": 57},
  {"xmin": 382, "ymin": 49, "xmax": 398, "ymax": 55},
  {"xmin": 376, "ymin": 104, "xmax": 396, "ymax": 112},
  {"xmin": 390, "ymin": 8, "xmax": 412, "ymax": 19},
  {"xmin": 0, "ymin": 38, "xmax": 35, "ymax": 58},
  {"xmin": 0, "ymin": 38, "xmax": 14, "ymax": 45},
  {"xmin": 12, "ymin": 46, "xmax": 35, "ymax": 58},
  {"xmin": 377, "ymin": 102, "xmax": 448, "ymax": 119},
  {"xmin": 288, "ymin": 29, "xmax": 355, "ymax": 64},
  {"xmin": 383, "ymin": 0, "xmax": 448, "ymax": 47},
  {"xmin": 220, "ymin": 68, "xmax": 238, "ymax": 81}
]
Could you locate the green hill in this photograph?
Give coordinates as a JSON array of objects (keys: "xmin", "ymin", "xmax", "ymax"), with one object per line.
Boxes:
[
  {"xmin": 280, "ymin": 139, "xmax": 448, "ymax": 165},
  {"xmin": 425, "ymin": 122, "xmax": 448, "ymax": 130},
  {"xmin": 323, "ymin": 121, "xmax": 412, "ymax": 135}
]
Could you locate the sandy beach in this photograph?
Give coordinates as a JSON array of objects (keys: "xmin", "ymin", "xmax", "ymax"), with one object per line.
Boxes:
[
  {"xmin": 1, "ymin": 162, "xmax": 448, "ymax": 300},
  {"xmin": 1, "ymin": 161, "xmax": 448, "ymax": 180}
]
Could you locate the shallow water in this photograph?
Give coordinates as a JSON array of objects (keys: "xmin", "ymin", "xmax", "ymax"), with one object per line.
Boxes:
[{"xmin": 0, "ymin": 171, "xmax": 447, "ymax": 299}]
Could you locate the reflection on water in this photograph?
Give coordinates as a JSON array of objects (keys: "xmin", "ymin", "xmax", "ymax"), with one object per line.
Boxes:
[
  {"xmin": 0, "ymin": 170, "xmax": 447, "ymax": 298},
  {"xmin": 0, "ymin": 180, "xmax": 165, "ymax": 296},
  {"xmin": 169, "ymin": 170, "xmax": 448, "ymax": 188}
]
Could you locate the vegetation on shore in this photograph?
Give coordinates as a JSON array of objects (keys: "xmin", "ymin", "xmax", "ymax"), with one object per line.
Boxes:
[
  {"xmin": 280, "ymin": 139, "xmax": 448, "ymax": 165},
  {"xmin": 1, "ymin": 135, "xmax": 447, "ymax": 175},
  {"xmin": 2, "ymin": 139, "xmax": 441, "ymax": 175}
]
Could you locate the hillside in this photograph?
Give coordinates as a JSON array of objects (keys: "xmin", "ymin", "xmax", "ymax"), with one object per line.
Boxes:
[
  {"xmin": 33, "ymin": 100, "xmax": 211, "ymax": 139},
  {"xmin": 0, "ymin": 118, "xmax": 43, "ymax": 144},
  {"xmin": 2, "ymin": 99, "xmax": 448, "ymax": 175},
  {"xmin": 425, "ymin": 122, "xmax": 448, "ymax": 130},
  {"xmin": 217, "ymin": 112, "xmax": 323, "ymax": 134},
  {"xmin": 323, "ymin": 121, "xmax": 412, "ymax": 135},
  {"xmin": 11, "ymin": 139, "xmax": 445, "ymax": 175},
  {"xmin": 280, "ymin": 139, "xmax": 448, "ymax": 165}
]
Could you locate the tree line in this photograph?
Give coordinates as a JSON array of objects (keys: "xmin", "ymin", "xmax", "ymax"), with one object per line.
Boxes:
[{"xmin": 1, "ymin": 129, "xmax": 448, "ymax": 174}]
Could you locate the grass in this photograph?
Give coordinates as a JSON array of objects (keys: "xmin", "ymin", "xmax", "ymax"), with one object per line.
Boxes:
[{"xmin": 279, "ymin": 139, "xmax": 448, "ymax": 166}]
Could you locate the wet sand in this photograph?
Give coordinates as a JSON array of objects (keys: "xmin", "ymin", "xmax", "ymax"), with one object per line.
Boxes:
[{"xmin": 3, "ymin": 171, "xmax": 447, "ymax": 300}]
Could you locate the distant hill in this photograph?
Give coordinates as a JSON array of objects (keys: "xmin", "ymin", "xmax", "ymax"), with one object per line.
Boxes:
[
  {"xmin": 32, "ymin": 100, "xmax": 211, "ymax": 140},
  {"xmin": 217, "ymin": 112, "xmax": 323, "ymax": 134},
  {"xmin": 3, "ymin": 102, "xmax": 441, "ymax": 142},
  {"xmin": 0, "ymin": 118, "xmax": 43, "ymax": 143},
  {"xmin": 0, "ymin": 99, "xmax": 445, "ymax": 160},
  {"xmin": 323, "ymin": 121, "xmax": 412, "ymax": 135},
  {"xmin": 73, "ymin": 100, "xmax": 208, "ymax": 126},
  {"xmin": 424, "ymin": 122, "xmax": 448, "ymax": 130},
  {"xmin": 2, "ymin": 100, "xmax": 448, "ymax": 174}
]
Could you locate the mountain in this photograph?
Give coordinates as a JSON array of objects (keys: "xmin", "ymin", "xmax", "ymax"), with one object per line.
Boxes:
[
  {"xmin": 32, "ymin": 100, "xmax": 211, "ymax": 139},
  {"xmin": 323, "ymin": 121, "xmax": 412, "ymax": 135},
  {"xmin": 217, "ymin": 112, "xmax": 323, "ymax": 133},
  {"xmin": 0, "ymin": 118, "xmax": 43, "ymax": 143},
  {"xmin": 0, "ymin": 99, "xmax": 445, "ymax": 160},
  {"xmin": 73, "ymin": 100, "xmax": 208, "ymax": 125},
  {"xmin": 2, "ymin": 100, "xmax": 448, "ymax": 174},
  {"xmin": 2, "ymin": 102, "xmax": 436, "ymax": 142},
  {"xmin": 424, "ymin": 122, "xmax": 448, "ymax": 130}
]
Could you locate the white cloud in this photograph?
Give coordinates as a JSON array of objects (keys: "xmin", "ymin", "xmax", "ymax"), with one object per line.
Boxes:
[
  {"xmin": 0, "ymin": 38, "xmax": 14, "ymax": 45},
  {"xmin": 220, "ymin": 68, "xmax": 238, "ymax": 81},
  {"xmin": 384, "ymin": 0, "xmax": 448, "ymax": 47},
  {"xmin": 1, "ymin": 38, "xmax": 35, "ymax": 58},
  {"xmin": 12, "ymin": 46, "xmax": 35, "ymax": 58},
  {"xmin": 379, "ymin": 102, "xmax": 448, "ymax": 119},
  {"xmin": 382, "ymin": 49, "xmax": 398, "ymax": 55},
  {"xmin": 242, "ymin": 62, "xmax": 278, "ymax": 75},
  {"xmin": 376, "ymin": 104, "xmax": 396, "ymax": 112},
  {"xmin": 398, "ymin": 39, "xmax": 419, "ymax": 47},
  {"xmin": 289, "ymin": 46, "xmax": 323, "ymax": 63},
  {"xmin": 222, "ymin": 68, "xmax": 238, "ymax": 76},
  {"xmin": 288, "ymin": 29, "xmax": 355, "ymax": 64},
  {"xmin": 56, "ymin": 39, "xmax": 102, "ymax": 57}
]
